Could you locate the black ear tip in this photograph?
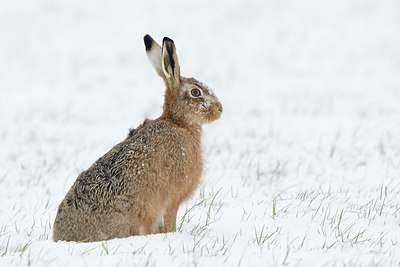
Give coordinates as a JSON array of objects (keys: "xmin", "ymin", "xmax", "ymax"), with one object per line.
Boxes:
[
  {"xmin": 144, "ymin": 35, "xmax": 153, "ymax": 51},
  {"xmin": 163, "ymin": 37, "xmax": 174, "ymax": 44}
]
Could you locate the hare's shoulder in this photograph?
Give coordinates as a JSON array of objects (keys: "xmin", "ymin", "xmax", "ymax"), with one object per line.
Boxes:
[
  {"xmin": 127, "ymin": 118, "xmax": 153, "ymax": 139},
  {"xmin": 127, "ymin": 119, "xmax": 186, "ymax": 142}
]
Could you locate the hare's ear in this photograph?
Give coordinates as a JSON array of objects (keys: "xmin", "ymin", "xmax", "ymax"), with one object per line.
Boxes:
[
  {"xmin": 161, "ymin": 37, "xmax": 181, "ymax": 84},
  {"xmin": 144, "ymin": 34, "xmax": 164, "ymax": 78}
]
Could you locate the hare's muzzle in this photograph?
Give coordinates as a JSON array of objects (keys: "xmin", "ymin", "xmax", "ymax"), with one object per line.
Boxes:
[{"xmin": 213, "ymin": 102, "xmax": 223, "ymax": 121}]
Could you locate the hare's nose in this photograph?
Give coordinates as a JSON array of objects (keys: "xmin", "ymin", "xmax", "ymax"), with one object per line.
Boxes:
[{"xmin": 217, "ymin": 103, "xmax": 223, "ymax": 113}]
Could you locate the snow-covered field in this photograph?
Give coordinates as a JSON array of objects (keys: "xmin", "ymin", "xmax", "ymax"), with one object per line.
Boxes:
[{"xmin": 1, "ymin": 0, "xmax": 400, "ymax": 266}]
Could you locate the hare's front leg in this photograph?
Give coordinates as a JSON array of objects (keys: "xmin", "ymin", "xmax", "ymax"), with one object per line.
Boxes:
[{"xmin": 159, "ymin": 203, "xmax": 179, "ymax": 233}]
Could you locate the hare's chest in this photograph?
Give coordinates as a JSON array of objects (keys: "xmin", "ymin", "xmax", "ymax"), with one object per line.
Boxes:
[
  {"xmin": 180, "ymin": 143, "xmax": 202, "ymax": 171},
  {"xmin": 150, "ymin": 126, "xmax": 202, "ymax": 189},
  {"xmin": 172, "ymin": 140, "xmax": 202, "ymax": 187}
]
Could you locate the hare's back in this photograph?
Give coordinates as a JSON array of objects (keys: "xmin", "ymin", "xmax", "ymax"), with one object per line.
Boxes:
[{"xmin": 63, "ymin": 120, "xmax": 195, "ymax": 210}]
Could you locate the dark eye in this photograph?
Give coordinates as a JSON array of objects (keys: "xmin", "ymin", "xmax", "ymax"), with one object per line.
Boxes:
[{"xmin": 190, "ymin": 88, "xmax": 202, "ymax": 98}]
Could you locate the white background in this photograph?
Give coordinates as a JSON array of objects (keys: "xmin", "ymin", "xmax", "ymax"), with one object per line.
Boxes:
[{"xmin": 1, "ymin": 0, "xmax": 400, "ymax": 266}]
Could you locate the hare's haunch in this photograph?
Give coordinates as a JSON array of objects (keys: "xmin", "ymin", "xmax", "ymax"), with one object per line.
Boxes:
[{"xmin": 53, "ymin": 35, "xmax": 222, "ymax": 242}]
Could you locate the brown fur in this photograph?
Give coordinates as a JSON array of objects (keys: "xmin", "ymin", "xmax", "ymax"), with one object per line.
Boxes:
[{"xmin": 53, "ymin": 35, "xmax": 222, "ymax": 242}]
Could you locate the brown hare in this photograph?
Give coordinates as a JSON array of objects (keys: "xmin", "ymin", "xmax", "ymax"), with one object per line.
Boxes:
[{"xmin": 53, "ymin": 35, "xmax": 223, "ymax": 242}]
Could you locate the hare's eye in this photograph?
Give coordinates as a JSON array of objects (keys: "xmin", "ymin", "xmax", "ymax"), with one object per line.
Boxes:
[{"xmin": 190, "ymin": 88, "xmax": 202, "ymax": 98}]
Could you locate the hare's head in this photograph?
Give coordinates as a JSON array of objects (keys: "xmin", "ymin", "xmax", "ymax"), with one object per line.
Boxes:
[{"xmin": 144, "ymin": 35, "xmax": 222, "ymax": 126}]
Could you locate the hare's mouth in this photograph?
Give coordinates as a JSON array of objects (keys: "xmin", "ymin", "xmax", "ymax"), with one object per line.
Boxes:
[
  {"xmin": 203, "ymin": 105, "xmax": 222, "ymax": 123},
  {"xmin": 214, "ymin": 108, "xmax": 222, "ymax": 120}
]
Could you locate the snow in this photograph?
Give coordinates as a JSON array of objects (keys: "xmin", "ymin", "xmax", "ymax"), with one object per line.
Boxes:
[{"xmin": 1, "ymin": 0, "xmax": 400, "ymax": 266}]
